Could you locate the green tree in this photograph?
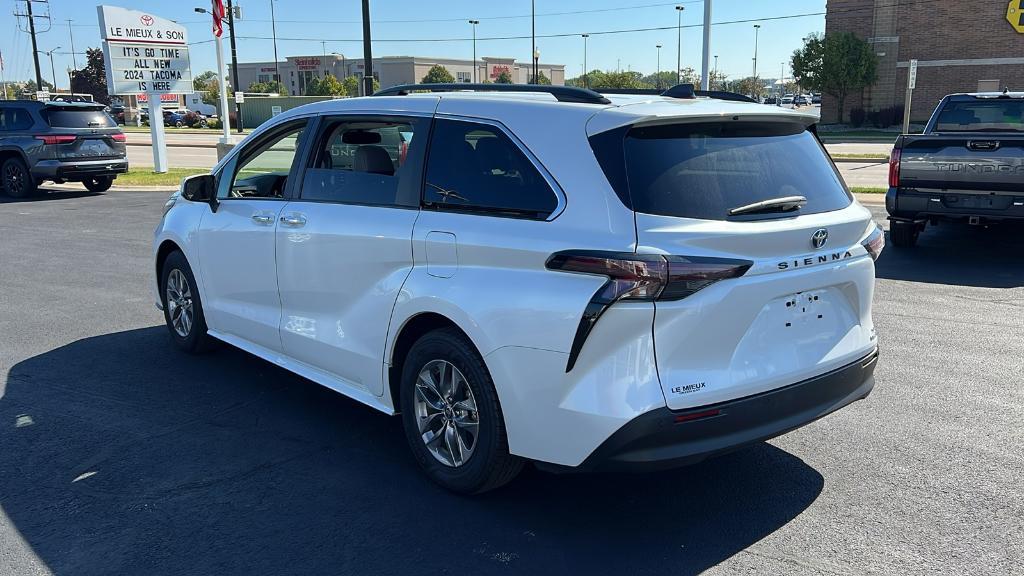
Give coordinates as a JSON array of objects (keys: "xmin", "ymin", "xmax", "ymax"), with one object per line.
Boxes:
[
  {"xmin": 69, "ymin": 47, "xmax": 109, "ymax": 104},
  {"xmin": 421, "ymin": 65, "xmax": 455, "ymax": 84},
  {"xmin": 792, "ymin": 32, "xmax": 877, "ymax": 123},
  {"xmin": 641, "ymin": 71, "xmax": 679, "ymax": 90},
  {"xmin": 19, "ymin": 79, "xmax": 55, "ymax": 99},
  {"xmin": 529, "ymin": 71, "xmax": 551, "ymax": 85},
  {"xmin": 342, "ymin": 76, "xmax": 360, "ymax": 97},
  {"xmin": 494, "ymin": 70, "xmax": 513, "ymax": 84},
  {"xmin": 734, "ymin": 76, "xmax": 767, "ymax": 98},
  {"xmin": 248, "ymin": 80, "xmax": 285, "ymax": 94},
  {"xmin": 306, "ymin": 74, "xmax": 345, "ymax": 96}
]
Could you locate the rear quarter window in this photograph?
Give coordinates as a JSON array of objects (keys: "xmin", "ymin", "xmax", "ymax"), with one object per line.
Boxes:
[
  {"xmin": 43, "ymin": 108, "xmax": 117, "ymax": 129},
  {"xmin": 595, "ymin": 121, "xmax": 851, "ymax": 221}
]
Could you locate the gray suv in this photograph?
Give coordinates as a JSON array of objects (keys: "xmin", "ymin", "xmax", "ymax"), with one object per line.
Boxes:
[{"xmin": 0, "ymin": 100, "xmax": 128, "ymax": 198}]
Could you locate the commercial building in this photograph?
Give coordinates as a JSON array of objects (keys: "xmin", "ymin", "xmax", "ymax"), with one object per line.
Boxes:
[
  {"xmin": 823, "ymin": 0, "xmax": 1024, "ymax": 123},
  {"xmin": 236, "ymin": 54, "xmax": 566, "ymax": 96}
]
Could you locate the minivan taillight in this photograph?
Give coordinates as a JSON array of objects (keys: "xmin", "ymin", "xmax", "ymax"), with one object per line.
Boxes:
[
  {"xmin": 111, "ymin": 132, "xmax": 127, "ymax": 142},
  {"xmin": 888, "ymin": 148, "xmax": 901, "ymax": 188},
  {"xmin": 862, "ymin": 224, "xmax": 885, "ymax": 261},
  {"xmin": 35, "ymin": 134, "xmax": 77, "ymax": 145},
  {"xmin": 546, "ymin": 250, "xmax": 752, "ymax": 371}
]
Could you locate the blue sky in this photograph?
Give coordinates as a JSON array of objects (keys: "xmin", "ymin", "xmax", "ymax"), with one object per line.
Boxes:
[{"xmin": 2, "ymin": 0, "xmax": 826, "ymax": 86}]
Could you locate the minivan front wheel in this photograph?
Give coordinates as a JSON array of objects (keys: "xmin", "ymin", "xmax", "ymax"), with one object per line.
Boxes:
[
  {"xmin": 160, "ymin": 250, "xmax": 213, "ymax": 353},
  {"xmin": 400, "ymin": 327, "xmax": 523, "ymax": 493}
]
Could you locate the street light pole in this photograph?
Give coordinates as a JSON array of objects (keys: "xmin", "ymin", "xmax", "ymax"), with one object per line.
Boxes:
[
  {"xmin": 66, "ymin": 19, "xmax": 77, "ymax": 71},
  {"xmin": 44, "ymin": 47, "xmax": 60, "ymax": 92},
  {"xmin": 700, "ymin": 0, "xmax": 712, "ymax": 90},
  {"xmin": 531, "ymin": 0, "xmax": 536, "ymax": 83},
  {"xmin": 713, "ymin": 54, "xmax": 719, "ymax": 89},
  {"xmin": 752, "ymin": 24, "xmax": 761, "ymax": 79},
  {"xmin": 656, "ymin": 44, "xmax": 662, "ymax": 90},
  {"xmin": 581, "ymin": 34, "xmax": 589, "ymax": 88},
  {"xmin": 468, "ymin": 20, "xmax": 479, "ymax": 83},
  {"xmin": 270, "ymin": 0, "xmax": 280, "ymax": 88},
  {"xmin": 675, "ymin": 5, "xmax": 684, "ymax": 85}
]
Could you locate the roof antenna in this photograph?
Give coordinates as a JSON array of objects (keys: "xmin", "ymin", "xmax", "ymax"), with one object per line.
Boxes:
[{"xmin": 1004, "ymin": 87, "xmax": 1010, "ymax": 95}]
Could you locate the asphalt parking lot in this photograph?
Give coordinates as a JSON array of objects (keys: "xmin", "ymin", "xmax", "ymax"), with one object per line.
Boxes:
[{"xmin": 1, "ymin": 189, "xmax": 1022, "ymax": 576}]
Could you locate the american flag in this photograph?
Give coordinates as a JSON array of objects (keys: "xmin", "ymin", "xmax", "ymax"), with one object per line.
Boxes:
[{"xmin": 211, "ymin": 0, "xmax": 225, "ymax": 38}]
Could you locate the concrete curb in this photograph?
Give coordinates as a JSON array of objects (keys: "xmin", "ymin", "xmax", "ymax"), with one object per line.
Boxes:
[
  {"xmin": 832, "ymin": 157, "xmax": 888, "ymax": 164},
  {"xmin": 126, "ymin": 142, "xmax": 220, "ymax": 149},
  {"xmin": 854, "ymin": 193, "xmax": 885, "ymax": 205},
  {"xmin": 44, "ymin": 183, "xmax": 179, "ymax": 193}
]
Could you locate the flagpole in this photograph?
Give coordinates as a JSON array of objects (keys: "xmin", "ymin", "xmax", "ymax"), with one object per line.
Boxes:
[
  {"xmin": 210, "ymin": 0, "xmax": 232, "ymax": 143},
  {"xmin": 0, "ymin": 50, "xmax": 8, "ymax": 100}
]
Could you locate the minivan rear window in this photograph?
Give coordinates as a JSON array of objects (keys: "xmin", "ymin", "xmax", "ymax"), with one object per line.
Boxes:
[
  {"xmin": 43, "ymin": 108, "xmax": 117, "ymax": 129},
  {"xmin": 595, "ymin": 122, "xmax": 851, "ymax": 221}
]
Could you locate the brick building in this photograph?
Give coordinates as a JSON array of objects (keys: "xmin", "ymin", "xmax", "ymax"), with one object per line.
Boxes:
[{"xmin": 823, "ymin": 0, "xmax": 1024, "ymax": 123}]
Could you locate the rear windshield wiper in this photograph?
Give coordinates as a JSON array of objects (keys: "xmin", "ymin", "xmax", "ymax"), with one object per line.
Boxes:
[{"xmin": 728, "ymin": 195, "xmax": 807, "ymax": 216}]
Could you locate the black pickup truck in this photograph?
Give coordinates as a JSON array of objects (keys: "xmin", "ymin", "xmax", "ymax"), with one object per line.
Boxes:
[{"xmin": 886, "ymin": 91, "xmax": 1024, "ymax": 247}]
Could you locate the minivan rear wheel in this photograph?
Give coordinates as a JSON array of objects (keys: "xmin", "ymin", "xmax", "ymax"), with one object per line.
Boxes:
[
  {"xmin": 400, "ymin": 327, "xmax": 523, "ymax": 493},
  {"xmin": 2, "ymin": 157, "xmax": 36, "ymax": 198}
]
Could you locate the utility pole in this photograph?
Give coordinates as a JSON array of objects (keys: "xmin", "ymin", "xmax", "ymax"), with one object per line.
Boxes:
[
  {"xmin": 270, "ymin": 0, "xmax": 280, "ymax": 87},
  {"xmin": 468, "ymin": 20, "xmax": 479, "ymax": 83},
  {"xmin": 226, "ymin": 0, "xmax": 243, "ymax": 132},
  {"xmin": 24, "ymin": 0, "xmax": 45, "ymax": 91},
  {"xmin": 361, "ymin": 0, "xmax": 374, "ymax": 96},
  {"xmin": 1, "ymin": 50, "xmax": 8, "ymax": 99},
  {"xmin": 713, "ymin": 55, "xmax": 719, "ymax": 89},
  {"xmin": 675, "ymin": 5, "xmax": 684, "ymax": 85},
  {"xmin": 700, "ymin": 0, "xmax": 712, "ymax": 90},
  {"xmin": 581, "ymin": 34, "xmax": 589, "ymax": 88}
]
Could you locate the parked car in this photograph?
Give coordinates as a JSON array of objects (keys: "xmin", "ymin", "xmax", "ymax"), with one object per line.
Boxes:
[
  {"xmin": 107, "ymin": 104, "xmax": 126, "ymax": 124},
  {"xmin": 812, "ymin": 93, "xmax": 822, "ymax": 104},
  {"xmin": 763, "ymin": 96, "xmax": 778, "ymax": 105},
  {"xmin": 794, "ymin": 95, "xmax": 809, "ymax": 106},
  {"xmin": 886, "ymin": 90, "xmax": 1024, "ymax": 247},
  {"xmin": 781, "ymin": 95, "xmax": 795, "ymax": 106},
  {"xmin": 153, "ymin": 83, "xmax": 882, "ymax": 493},
  {"xmin": 0, "ymin": 100, "xmax": 127, "ymax": 197}
]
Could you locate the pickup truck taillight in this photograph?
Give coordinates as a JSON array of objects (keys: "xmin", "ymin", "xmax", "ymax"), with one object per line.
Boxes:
[
  {"xmin": 35, "ymin": 135, "xmax": 77, "ymax": 145},
  {"xmin": 888, "ymin": 148, "xmax": 901, "ymax": 187},
  {"xmin": 546, "ymin": 251, "xmax": 752, "ymax": 371}
]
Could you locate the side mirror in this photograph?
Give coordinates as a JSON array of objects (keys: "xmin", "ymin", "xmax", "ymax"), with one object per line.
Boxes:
[{"xmin": 181, "ymin": 173, "xmax": 216, "ymax": 205}]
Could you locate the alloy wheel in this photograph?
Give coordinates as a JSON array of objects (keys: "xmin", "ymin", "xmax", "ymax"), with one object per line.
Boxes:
[
  {"xmin": 165, "ymin": 268, "xmax": 194, "ymax": 337},
  {"xmin": 3, "ymin": 163, "xmax": 25, "ymax": 196},
  {"xmin": 413, "ymin": 359, "xmax": 480, "ymax": 467}
]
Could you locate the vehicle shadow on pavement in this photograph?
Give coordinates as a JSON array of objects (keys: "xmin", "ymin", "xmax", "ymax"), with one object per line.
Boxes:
[
  {"xmin": 876, "ymin": 223, "xmax": 1024, "ymax": 288},
  {"xmin": 1, "ymin": 327, "xmax": 824, "ymax": 576},
  {"xmin": 0, "ymin": 188, "xmax": 101, "ymax": 204}
]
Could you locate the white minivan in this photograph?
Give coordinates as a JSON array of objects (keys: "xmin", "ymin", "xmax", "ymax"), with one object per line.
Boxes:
[{"xmin": 153, "ymin": 84, "xmax": 882, "ymax": 493}]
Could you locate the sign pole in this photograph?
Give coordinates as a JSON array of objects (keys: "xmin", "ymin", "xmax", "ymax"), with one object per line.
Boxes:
[
  {"xmin": 215, "ymin": 33, "xmax": 232, "ymax": 142},
  {"xmin": 902, "ymin": 59, "xmax": 917, "ymax": 135},
  {"xmin": 149, "ymin": 91, "xmax": 168, "ymax": 173}
]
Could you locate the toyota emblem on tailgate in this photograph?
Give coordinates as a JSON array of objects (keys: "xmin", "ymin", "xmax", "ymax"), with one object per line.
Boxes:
[{"xmin": 811, "ymin": 229, "xmax": 829, "ymax": 249}]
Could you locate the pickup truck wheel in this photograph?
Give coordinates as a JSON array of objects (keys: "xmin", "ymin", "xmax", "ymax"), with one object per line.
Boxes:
[
  {"xmin": 890, "ymin": 220, "xmax": 919, "ymax": 248},
  {"xmin": 400, "ymin": 327, "xmax": 523, "ymax": 494},
  {"xmin": 83, "ymin": 176, "xmax": 114, "ymax": 193},
  {"xmin": 1, "ymin": 157, "xmax": 36, "ymax": 198}
]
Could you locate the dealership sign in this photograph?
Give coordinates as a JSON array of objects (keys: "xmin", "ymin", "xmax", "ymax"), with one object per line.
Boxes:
[
  {"xmin": 97, "ymin": 5, "xmax": 193, "ymax": 95},
  {"xmin": 1009, "ymin": 0, "xmax": 1024, "ymax": 33}
]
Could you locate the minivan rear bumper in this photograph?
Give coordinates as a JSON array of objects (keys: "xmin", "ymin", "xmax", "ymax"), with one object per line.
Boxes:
[{"xmin": 567, "ymin": 348, "xmax": 877, "ymax": 472}]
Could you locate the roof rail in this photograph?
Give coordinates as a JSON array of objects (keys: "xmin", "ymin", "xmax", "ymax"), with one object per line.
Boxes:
[
  {"xmin": 372, "ymin": 83, "xmax": 612, "ymax": 105},
  {"xmin": 692, "ymin": 89, "xmax": 757, "ymax": 103}
]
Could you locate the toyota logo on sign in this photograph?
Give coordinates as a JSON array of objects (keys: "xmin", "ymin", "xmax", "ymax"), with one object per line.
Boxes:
[
  {"xmin": 811, "ymin": 229, "xmax": 829, "ymax": 249},
  {"xmin": 140, "ymin": 14, "xmax": 154, "ymax": 26}
]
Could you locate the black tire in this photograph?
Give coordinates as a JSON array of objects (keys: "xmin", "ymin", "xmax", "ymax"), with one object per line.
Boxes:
[
  {"xmin": 160, "ymin": 250, "xmax": 214, "ymax": 353},
  {"xmin": 1, "ymin": 157, "xmax": 36, "ymax": 198},
  {"xmin": 890, "ymin": 220, "xmax": 919, "ymax": 248},
  {"xmin": 175, "ymin": 121, "xmax": 183, "ymax": 128},
  {"xmin": 83, "ymin": 176, "xmax": 114, "ymax": 193},
  {"xmin": 400, "ymin": 327, "xmax": 523, "ymax": 494}
]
